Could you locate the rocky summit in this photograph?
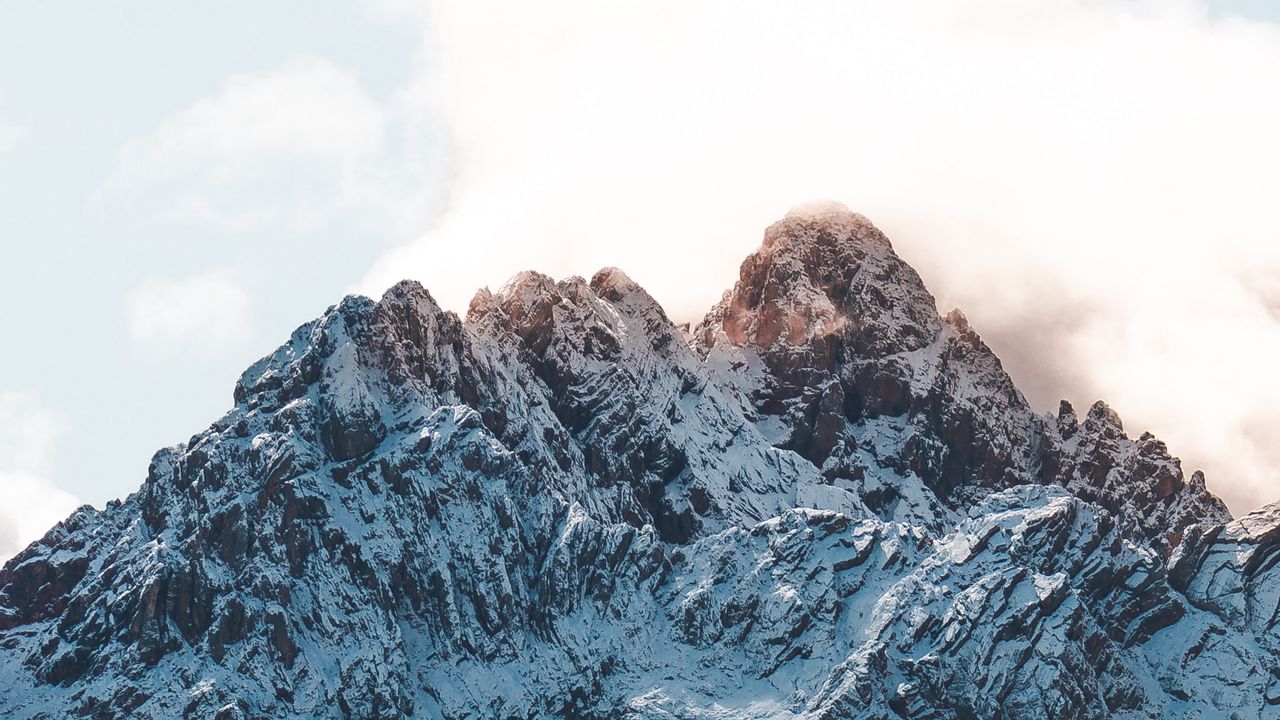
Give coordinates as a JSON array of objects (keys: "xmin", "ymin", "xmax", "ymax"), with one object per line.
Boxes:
[{"xmin": 1, "ymin": 203, "xmax": 1275, "ymax": 719}]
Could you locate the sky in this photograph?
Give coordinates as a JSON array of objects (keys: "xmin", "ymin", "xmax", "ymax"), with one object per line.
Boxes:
[{"xmin": 3, "ymin": 0, "xmax": 1280, "ymax": 560}]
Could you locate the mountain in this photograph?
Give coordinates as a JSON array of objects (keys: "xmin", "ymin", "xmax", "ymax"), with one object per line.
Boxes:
[{"xmin": 1, "ymin": 203, "xmax": 1274, "ymax": 719}]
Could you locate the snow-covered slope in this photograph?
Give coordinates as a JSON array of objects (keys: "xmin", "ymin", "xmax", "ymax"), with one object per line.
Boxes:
[{"xmin": 0, "ymin": 203, "xmax": 1270, "ymax": 719}]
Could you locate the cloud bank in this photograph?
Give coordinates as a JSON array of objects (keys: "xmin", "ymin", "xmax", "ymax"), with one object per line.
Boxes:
[
  {"xmin": 0, "ymin": 393, "xmax": 78, "ymax": 561},
  {"xmin": 99, "ymin": 57, "xmax": 438, "ymax": 237},
  {"xmin": 361, "ymin": 0, "xmax": 1280, "ymax": 514}
]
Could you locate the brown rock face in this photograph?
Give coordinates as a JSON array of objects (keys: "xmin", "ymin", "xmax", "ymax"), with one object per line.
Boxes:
[
  {"xmin": 703, "ymin": 202, "xmax": 941, "ymax": 363},
  {"xmin": 697, "ymin": 202, "xmax": 1227, "ymax": 543},
  {"xmin": 696, "ymin": 203, "xmax": 1037, "ymax": 519}
]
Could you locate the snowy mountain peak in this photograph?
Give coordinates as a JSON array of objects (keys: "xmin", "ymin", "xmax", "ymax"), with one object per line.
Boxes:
[
  {"xmin": 783, "ymin": 198, "xmax": 858, "ymax": 219},
  {"xmin": 700, "ymin": 208, "xmax": 940, "ymax": 359},
  {"xmin": 587, "ymin": 265, "xmax": 638, "ymax": 296},
  {"xmin": 1056, "ymin": 399, "xmax": 1080, "ymax": 438},
  {"xmin": 1085, "ymin": 398, "xmax": 1124, "ymax": 432},
  {"xmin": 0, "ymin": 204, "xmax": 1265, "ymax": 720}
]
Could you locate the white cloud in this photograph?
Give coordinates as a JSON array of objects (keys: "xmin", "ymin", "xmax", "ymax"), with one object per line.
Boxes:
[
  {"xmin": 360, "ymin": 0, "xmax": 1280, "ymax": 514},
  {"xmin": 99, "ymin": 57, "xmax": 437, "ymax": 234},
  {"xmin": 128, "ymin": 269, "xmax": 252, "ymax": 354},
  {"xmin": 0, "ymin": 393, "xmax": 79, "ymax": 562}
]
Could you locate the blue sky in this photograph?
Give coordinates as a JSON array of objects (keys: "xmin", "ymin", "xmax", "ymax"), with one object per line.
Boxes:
[
  {"xmin": 4, "ymin": 0, "xmax": 1280, "ymax": 557},
  {"xmin": 0, "ymin": 2, "xmax": 435, "ymax": 553},
  {"xmin": 1206, "ymin": 0, "xmax": 1280, "ymax": 23}
]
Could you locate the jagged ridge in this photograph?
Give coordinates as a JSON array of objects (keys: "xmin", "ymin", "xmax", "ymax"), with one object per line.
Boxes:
[{"xmin": 0, "ymin": 203, "xmax": 1272, "ymax": 720}]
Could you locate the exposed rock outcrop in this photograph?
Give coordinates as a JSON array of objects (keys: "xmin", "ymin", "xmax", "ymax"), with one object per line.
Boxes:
[{"xmin": 0, "ymin": 204, "xmax": 1262, "ymax": 719}]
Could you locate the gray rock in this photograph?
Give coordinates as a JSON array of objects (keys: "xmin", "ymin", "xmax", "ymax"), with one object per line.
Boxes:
[{"xmin": 0, "ymin": 205, "xmax": 1263, "ymax": 719}]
